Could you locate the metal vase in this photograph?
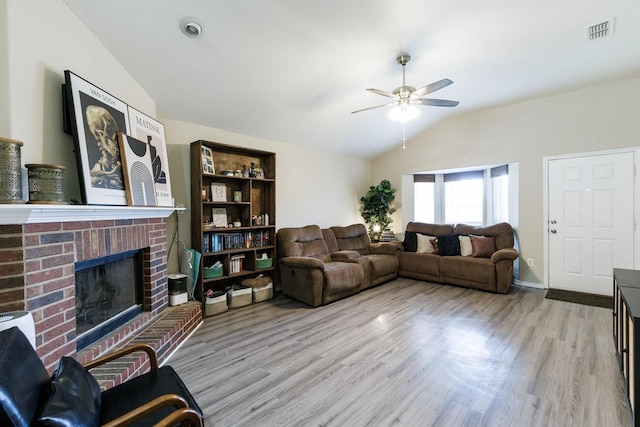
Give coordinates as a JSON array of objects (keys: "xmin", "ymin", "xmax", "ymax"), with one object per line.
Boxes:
[{"xmin": 0, "ymin": 137, "xmax": 25, "ymax": 203}]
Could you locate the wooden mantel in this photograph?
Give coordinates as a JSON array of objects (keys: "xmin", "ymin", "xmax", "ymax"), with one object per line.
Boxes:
[{"xmin": 0, "ymin": 204, "xmax": 182, "ymax": 225}]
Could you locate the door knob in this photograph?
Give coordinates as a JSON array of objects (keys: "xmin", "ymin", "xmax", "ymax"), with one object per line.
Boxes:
[{"xmin": 550, "ymin": 229, "xmax": 557, "ymax": 234}]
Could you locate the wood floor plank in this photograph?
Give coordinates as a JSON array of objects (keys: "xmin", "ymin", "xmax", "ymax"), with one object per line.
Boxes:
[{"xmin": 169, "ymin": 279, "xmax": 631, "ymax": 426}]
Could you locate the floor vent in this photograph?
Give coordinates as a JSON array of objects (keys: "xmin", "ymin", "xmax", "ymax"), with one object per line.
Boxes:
[{"xmin": 585, "ymin": 18, "xmax": 615, "ymax": 40}]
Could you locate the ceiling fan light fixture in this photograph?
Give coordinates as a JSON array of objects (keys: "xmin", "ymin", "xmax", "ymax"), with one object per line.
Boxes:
[{"xmin": 388, "ymin": 104, "xmax": 419, "ymax": 123}]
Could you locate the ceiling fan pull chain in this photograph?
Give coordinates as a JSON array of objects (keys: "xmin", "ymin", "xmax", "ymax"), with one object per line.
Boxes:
[{"xmin": 402, "ymin": 123, "xmax": 406, "ymax": 149}]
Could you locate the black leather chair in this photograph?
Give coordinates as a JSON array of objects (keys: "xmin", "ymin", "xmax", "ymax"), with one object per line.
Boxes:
[{"xmin": 0, "ymin": 326, "xmax": 203, "ymax": 426}]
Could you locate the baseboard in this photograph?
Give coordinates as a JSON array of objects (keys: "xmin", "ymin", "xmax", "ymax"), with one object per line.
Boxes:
[{"xmin": 514, "ymin": 280, "xmax": 545, "ymax": 290}]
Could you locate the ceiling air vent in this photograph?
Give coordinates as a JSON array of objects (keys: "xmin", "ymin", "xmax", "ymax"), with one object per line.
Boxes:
[{"xmin": 585, "ymin": 18, "xmax": 615, "ymax": 40}]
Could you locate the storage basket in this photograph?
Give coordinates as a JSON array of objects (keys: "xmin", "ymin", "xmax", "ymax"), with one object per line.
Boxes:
[
  {"xmin": 256, "ymin": 258, "xmax": 273, "ymax": 269},
  {"xmin": 203, "ymin": 266, "xmax": 223, "ymax": 279}
]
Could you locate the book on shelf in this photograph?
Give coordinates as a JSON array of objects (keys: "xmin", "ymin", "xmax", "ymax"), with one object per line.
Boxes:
[{"xmin": 230, "ymin": 254, "xmax": 245, "ymax": 274}]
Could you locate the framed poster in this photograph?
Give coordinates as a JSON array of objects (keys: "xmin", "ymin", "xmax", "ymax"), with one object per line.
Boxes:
[
  {"xmin": 127, "ymin": 106, "xmax": 173, "ymax": 207},
  {"xmin": 210, "ymin": 182, "xmax": 227, "ymax": 202},
  {"xmin": 64, "ymin": 70, "xmax": 130, "ymax": 205},
  {"xmin": 212, "ymin": 207, "xmax": 228, "ymax": 227},
  {"xmin": 117, "ymin": 133, "xmax": 157, "ymax": 207}
]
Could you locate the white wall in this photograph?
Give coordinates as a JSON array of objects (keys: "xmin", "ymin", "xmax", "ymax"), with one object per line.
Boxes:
[
  {"xmin": 3, "ymin": 0, "xmax": 155, "ymax": 201},
  {"xmin": 162, "ymin": 119, "xmax": 371, "ymax": 269},
  {"xmin": 373, "ymin": 76, "xmax": 640, "ymax": 285}
]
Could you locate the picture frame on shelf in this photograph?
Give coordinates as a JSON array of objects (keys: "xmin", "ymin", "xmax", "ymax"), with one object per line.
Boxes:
[
  {"xmin": 210, "ymin": 182, "xmax": 227, "ymax": 202},
  {"xmin": 64, "ymin": 70, "xmax": 130, "ymax": 205},
  {"xmin": 117, "ymin": 133, "xmax": 157, "ymax": 206},
  {"xmin": 212, "ymin": 207, "xmax": 228, "ymax": 227},
  {"xmin": 201, "ymin": 146, "xmax": 215, "ymax": 175},
  {"xmin": 127, "ymin": 106, "xmax": 173, "ymax": 206}
]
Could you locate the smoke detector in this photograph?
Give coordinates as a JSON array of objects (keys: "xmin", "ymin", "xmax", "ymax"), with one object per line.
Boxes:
[
  {"xmin": 180, "ymin": 17, "xmax": 202, "ymax": 38},
  {"xmin": 585, "ymin": 18, "xmax": 615, "ymax": 41}
]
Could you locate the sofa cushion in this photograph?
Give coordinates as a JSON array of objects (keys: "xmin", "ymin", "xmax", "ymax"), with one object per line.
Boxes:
[
  {"xmin": 470, "ymin": 235, "xmax": 497, "ymax": 258},
  {"xmin": 38, "ymin": 357, "xmax": 101, "ymax": 427},
  {"xmin": 398, "ymin": 252, "xmax": 440, "ymax": 279},
  {"xmin": 329, "ymin": 224, "xmax": 371, "ymax": 255},
  {"xmin": 323, "ymin": 262, "xmax": 364, "ymax": 294},
  {"xmin": 456, "ymin": 223, "xmax": 514, "ymax": 250},
  {"xmin": 278, "ymin": 225, "xmax": 332, "ymax": 263},
  {"xmin": 459, "ymin": 236, "xmax": 472, "ymax": 256},
  {"xmin": 367, "ymin": 254, "xmax": 399, "ymax": 280},
  {"xmin": 416, "ymin": 234, "xmax": 437, "ymax": 254},
  {"xmin": 439, "ymin": 256, "xmax": 496, "ymax": 289},
  {"xmin": 403, "ymin": 231, "xmax": 418, "ymax": 252},
  {"xmin": 434, "ymin": 235, "xmax": 461, "ymax": 256}
]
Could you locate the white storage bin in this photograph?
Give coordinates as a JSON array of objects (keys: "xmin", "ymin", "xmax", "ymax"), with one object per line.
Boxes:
[
  {"xmin": 205, "ymin": 293, "xmax": 228, "ymax": 316},
  {"xmin": 227, "ymin": 285, "xmax": 252, "ymax": 308},
  {"xmin": 252, "ymin": 282, "xmax": 273, "ymax": 302}
]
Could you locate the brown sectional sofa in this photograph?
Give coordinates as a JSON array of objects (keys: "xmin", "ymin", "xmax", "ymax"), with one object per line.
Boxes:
[
  {"xmin": 277, "ymin": 221, "xmax": 518, "ymax": 307},
  {"xmin": 399, "ymin": 222, "xmax": 519, "ymax": 294}
]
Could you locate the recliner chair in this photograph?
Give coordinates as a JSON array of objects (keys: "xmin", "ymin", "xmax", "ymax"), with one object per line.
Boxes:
[
  {"xmin": 278, "ymin": 225, "xmax": 364, "ymax": 306},
  {"xmin": 0, "ymin": 326, "xmax": 202, "ymax": 427}
]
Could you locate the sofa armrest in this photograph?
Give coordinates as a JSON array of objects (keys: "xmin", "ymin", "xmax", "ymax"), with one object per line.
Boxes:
[
  {"xmin": 331, "ymin": 250, "xmax": 360, "ymax": 261},
  {"xmin": 280, "ymin": 256, "xmax": 325, "ymax": 271},
  {"xmin": 491, "ymin": 248, "xmax": 519, "ymax": 264},
  {"xmin": 369, "ymin": 242, "xmax": 402, "ymax": 256}
]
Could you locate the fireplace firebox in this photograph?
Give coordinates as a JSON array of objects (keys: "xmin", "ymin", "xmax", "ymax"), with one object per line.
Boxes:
[{"xmin": 75, "ymin": 249, "xmax": 143, "ymax": 350}]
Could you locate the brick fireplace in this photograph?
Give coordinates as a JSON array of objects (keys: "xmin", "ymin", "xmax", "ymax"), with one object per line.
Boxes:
[{"xmin": 0, "ymin": 205, "xmax": 201, "ymax": 379}]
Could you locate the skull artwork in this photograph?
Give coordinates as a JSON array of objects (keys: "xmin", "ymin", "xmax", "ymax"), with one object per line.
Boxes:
[{"xmin": 85, "ymin": 105, "xmax": 124, "ymax": 189}]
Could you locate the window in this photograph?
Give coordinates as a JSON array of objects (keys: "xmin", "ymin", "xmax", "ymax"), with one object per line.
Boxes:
[{"xmin": 414, "ymin": 165, "xmax": 509, "ymax": 226}]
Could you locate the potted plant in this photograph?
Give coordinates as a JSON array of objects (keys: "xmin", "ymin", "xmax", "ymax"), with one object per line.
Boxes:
[{"xmin": 359, "ymin": 179, "xmax": 397, "ymax": 241}]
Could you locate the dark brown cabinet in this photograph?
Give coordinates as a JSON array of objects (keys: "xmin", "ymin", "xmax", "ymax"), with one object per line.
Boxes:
[
  {"xmin": 190, "ymin": 140, "xmax": 276, "ymax": 314},
  {"xmin": 614, "ymin": 268, "xmax": 640, "ymax": 425}
]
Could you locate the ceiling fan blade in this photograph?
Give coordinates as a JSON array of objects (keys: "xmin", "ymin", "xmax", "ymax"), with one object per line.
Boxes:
[
  {"xmin": 412, "ymin": 79, "xmax": 453, "ymax": 98},
  {"xmin": 351, "ymin": 102, "xmax": 397, "ymax": 114},
  {"xmin": 366, "ymin": 88, "xmax": 399, "ymax": 99},
  {"xmin": 416, "ymin": 98, "xmax": 460, "ymax": 107}
]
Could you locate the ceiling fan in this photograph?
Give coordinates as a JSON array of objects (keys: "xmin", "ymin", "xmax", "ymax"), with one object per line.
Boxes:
[{"xmin": 352, "ymin": 54, "xmax": 459, "ymax": 123}]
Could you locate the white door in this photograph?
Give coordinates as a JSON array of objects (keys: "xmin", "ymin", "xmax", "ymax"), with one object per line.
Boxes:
[{"xmin": 548, "ymin": 152, "xmax": 635, "ymax": 295}]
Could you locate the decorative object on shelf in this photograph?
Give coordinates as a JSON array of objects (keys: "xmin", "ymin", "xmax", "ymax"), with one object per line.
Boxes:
[
  {"xmin": 254, "ymin": 166, "xmax": 264, "ymax": 179},
  {"xmin": 117, "ymin": 133, "xmax": 157, "ymax": 207},
  {"xmin": 380, "ymin": 228, "xmax": 396, "ymax": 242},
  {"xmin": 210, "ymin": 182, "xmax": 226, "ymax": 202},
  {"xmin": 359, "ymin": 179, "xmax": 397, "ymax": 240},
  {"xmin": 211, "ymin": 207, "xmax": 228, "ymax": 227},
  {"xmin": 25, "ymin": 164, "xmax": 66, "ymax": 204},
  {"xmin": 127, "ymin": 106, "xmax": 173, "ymax": 207},
  {"xmin": 201, "ymin": 146, "xmax": 214, "ymax": 174},
  {"xmin": 233, "ymin": 191, "xmax": 242, "ymax": 202},
  {"xmin": 64, "ymin": 70, "xmax": 129, "ymax": 206},
  {"xmin": 0, "ymin": 137, "xmax": 24, "ymax": 204}
]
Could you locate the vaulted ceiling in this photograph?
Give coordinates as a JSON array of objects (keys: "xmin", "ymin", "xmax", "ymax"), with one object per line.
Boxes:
[{"xmin": 63, "ymin": 0, "xmax": 640, "ymax": 159}]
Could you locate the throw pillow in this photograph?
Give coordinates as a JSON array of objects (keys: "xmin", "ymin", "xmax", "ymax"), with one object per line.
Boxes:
[
  {"xmin": 416, "ymin": 234, "xmax": 437, "ymax": 254},
  {"xmin": 434, "ymin": 235, "xmax": 461, "ymax": 256},
  {"xmin": 403, "ymin": 231, "xmax": 417, "ymax": 252},
  {"xmin": 459, "ymin": 235, "xmax": 472, "ymax": 256},
  {"xmin": 470, "ymin": 235, "xmax": 497, "ymax": 258},
  {"xmin": 38, "ymin": 357, "xmax": 101, "ymax": 427}
]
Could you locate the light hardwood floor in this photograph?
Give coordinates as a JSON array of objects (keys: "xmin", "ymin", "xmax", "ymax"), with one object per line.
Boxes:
[{"xmin": 170, "ymin": 278, "xmax": 631, "ymax": 427}]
